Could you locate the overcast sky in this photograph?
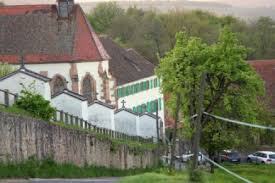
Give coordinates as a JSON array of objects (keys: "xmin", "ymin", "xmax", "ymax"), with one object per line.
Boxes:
[{"xmin": 2, "ymin": 0, "xmax": 275, "ymax": 7}]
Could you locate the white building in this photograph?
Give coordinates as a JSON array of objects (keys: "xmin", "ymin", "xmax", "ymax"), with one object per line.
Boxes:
[
  {"xmin": 0, "ymin": 66, "xmax": 51, "ymax": 101},
  {"xmin": 0, "ymin": 1, "xmax": 165, "ymax": 138}
]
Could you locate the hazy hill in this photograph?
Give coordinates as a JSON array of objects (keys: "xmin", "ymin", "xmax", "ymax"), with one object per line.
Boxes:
[
  {"xmin": 78, "ymin": 1, "xmax": 275, "ymax": 20},
  {"xmin": 2, "ymin": 0, "xmax": 275, "ymax": 20}
]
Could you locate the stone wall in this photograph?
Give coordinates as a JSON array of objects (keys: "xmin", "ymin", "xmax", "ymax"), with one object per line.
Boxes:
[{"xmin": 0, "ymin": 111, "xmax": 157, "ymax": 169}]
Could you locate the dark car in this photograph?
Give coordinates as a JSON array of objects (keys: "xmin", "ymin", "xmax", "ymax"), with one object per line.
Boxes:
[{"xmin": 221, "ymin": 151, "xmax": 241, "ymax": 163}]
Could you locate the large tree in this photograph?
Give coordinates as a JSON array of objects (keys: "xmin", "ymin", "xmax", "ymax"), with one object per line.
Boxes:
[{"xmin": 157, "ymin": 27, "xmax": 267, "ymax": 166}]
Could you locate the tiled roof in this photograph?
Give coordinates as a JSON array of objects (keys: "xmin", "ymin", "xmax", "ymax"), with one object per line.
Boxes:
[
  {"xmin": 99, "ymin": 37, "xmax": 156, "ymax": 86},
  {"xmin": 249, "ymin": 59, "xmax": 275, "ymax": 109},
  {"xmin": 0, "ymin": 4, "xmax": 109, "ymax": 64}
]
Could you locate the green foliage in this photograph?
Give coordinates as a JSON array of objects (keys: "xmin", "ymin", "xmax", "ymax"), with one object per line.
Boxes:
[
  {"xmin": 120, "ymin": 164, "xmax": 275, "ymax": 183},
  {"xmin": 15, "ymin": 83, "xmax": 56, "ymax": 121},
  {"xmin": 88, "ymin": 2, "xmax": 124, "ymax": 33},
  {"xmin": 120, "ymin": 172, "xmax": 188, "ymax": 183},
  {"xmin": 157, "ymin": 27, "xmax": 268, "ymax": 156},
  {"xmin": 0, "ymin": 156, "xmax": 154, "ymax": 179},
  {"xmin": 0, "ymin": 62, "xmax": 14, "ymax": 77},
  {"xmin": 88, "ymin": 4, "xmax": 275, "ymax": 63}
]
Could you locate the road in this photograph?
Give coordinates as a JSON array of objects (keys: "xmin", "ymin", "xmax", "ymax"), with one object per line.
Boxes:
[{"xmin": 0, "ymin": 178, "xmax": 120, "ymax": 183}]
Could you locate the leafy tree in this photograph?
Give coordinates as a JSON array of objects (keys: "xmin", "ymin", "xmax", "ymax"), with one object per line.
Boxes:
[
  {"xmin": 88, "ymin": 2, "xmax": 124, "ymax": 33},
  {"xmin": 250, "ymin": 17, "xmax": 275, "ymax": 59},
  {"xmin": 0, "ymin": 63, "xmax": 14, "ymax": 77},
  {"xmin": 157, "ymin": 27, "xmax": 267, "ymax": 166},
  {"xmin": 15, "ymin": 83, "xmax": 56, "ymax": 121}
]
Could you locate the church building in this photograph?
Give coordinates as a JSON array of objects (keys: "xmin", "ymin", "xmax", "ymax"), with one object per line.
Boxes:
[{"xmin": 0, "ymin": 0, "xmax": 165, "ymax": 125}]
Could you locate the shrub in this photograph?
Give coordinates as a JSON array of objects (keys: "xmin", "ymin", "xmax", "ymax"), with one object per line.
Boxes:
[
  {"xmin": 15, "ymin": 84, "xmax": 56, "ymax": 121},
  {"xmin": 0, "ymin": 62, "xmax": 14, "ymax": 77}
]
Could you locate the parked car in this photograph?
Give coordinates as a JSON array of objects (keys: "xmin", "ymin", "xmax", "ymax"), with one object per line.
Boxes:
[
  {"xmin": 220, "ymin": 150, "xmax": 241, "ymax": 163},
  {"xmin": 247, "ymin": 151, "xmax": 275, "ymax": 164},
  {"xmin": 180, "ymin": 151, "xmax": 206, "ymax": 165}
]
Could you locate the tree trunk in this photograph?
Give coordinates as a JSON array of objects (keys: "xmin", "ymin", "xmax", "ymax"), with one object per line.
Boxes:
[{"xmin": 169, "ymin": 92, "xmax": 181, "ymax": 171}]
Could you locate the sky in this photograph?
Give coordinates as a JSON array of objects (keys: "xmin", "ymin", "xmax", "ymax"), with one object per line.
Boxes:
[{"xmin": 2, "ymin": 0, "xmax": 275, "ymax": 7}]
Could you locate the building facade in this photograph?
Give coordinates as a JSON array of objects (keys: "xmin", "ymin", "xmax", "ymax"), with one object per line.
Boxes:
[{"xmin": 0, "ymin": 1, "xmax": 165, "ymax": 136}]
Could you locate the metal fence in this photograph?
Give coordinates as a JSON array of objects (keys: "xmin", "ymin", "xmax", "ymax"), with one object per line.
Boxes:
[{"xmin": 0, "ymin": 89, "xmax": 153, "ymax": 143}]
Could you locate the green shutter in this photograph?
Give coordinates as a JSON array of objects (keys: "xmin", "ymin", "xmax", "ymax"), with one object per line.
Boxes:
[
  {"xmin": 146, "ymin": 81, "xmax": 149, "ymax": 90},
  {"xmin": 136, "ymin": 84, "xmax": 139, "ymax": 92},
  {"xmin": 140, "ymin": 82, "xmax": 143, "ymax": 91},
  {"xmin": 131, "ymin": 85, "xmax": 134, "ymax": 94},
  {"xmin": 147, "ymin": 102, "xmax": 150, "ymax": 112},
  {"xmin": 121, "ymin": 87, "xmax": 124, "ymax": 97},
  {"xmin": 158, "ymin": 98, "xmax": 162, "ymax": 110}
]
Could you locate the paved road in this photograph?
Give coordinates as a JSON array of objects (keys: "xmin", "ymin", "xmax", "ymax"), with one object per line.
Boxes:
[{"xmin": 0, "ymin": 178, "xmax": 120, "ymax": 183}]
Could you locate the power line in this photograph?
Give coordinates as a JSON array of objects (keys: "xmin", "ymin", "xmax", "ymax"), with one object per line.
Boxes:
[
  {"xmin": 204, "ymin": 112, "xmax": 275, "ymax": 131},
  {"xmin": 202, "ymin": 155, "xmax": 254, "ymax": 183}
]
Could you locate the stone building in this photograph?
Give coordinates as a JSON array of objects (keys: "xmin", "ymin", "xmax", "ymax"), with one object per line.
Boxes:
[{"xmin": 0, "ymin": 0, "xmax": 165, "ymax": 136}]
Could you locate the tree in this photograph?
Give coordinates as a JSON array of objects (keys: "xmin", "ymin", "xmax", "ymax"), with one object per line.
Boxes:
[
  {"xmin": 157, "ymin": 27, "xmax": 267, "ymax": 173},
  {"xmin": 250, "ymin": 17, "xmax": 275, "ymax": 59},
  {"xmin": 88, "ymin": 2, "xmax": 124, "ymax": 33},
  {"xmin": 0, "ymin": 63, "xmax": 14, "ymax": 77}
]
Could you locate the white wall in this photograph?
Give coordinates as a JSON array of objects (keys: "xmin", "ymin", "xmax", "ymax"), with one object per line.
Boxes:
[
  {"xmin": 87, "ymin": 102, "xmax": 115, "ymax": 130},
  {"xmin": 21, "ymin": 61, "xmax": 115, "ymax": 104},
  {"xmin": 139, "ymin": 114, "xmax": 157, "ymax": 139},
  {"xmin": 0, "ymin": 72, "xmax": 51, "ymax": 101},
  {"xmin": 117, "ymin": 76, "xmax": 165, "ymax": 136},
  {"xmin": 51, "ymin": 93, "xmax": 88, "ymax": 120},
  {"xmin": 114, "ymin": 110, "xmax": 138, "ymax": 136},
  {"xmin": 24, "ymin": 63, "xmax": 72, "ymax": 89}
]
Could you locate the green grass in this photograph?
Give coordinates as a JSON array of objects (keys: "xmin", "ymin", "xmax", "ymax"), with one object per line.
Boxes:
[
  {"xmin": 0, "ymin": 157, "xmax": 154, "ymax": 179},
  {"xmin": 120, "ymin": 173, "xmax": 188, "ymax": 183},
  {"xmin": 119, "ymin": 164, "xmax": 275, "ymax": 183},
  {"xmin": 0, "ymin": 105, "xmax": 34, "ymax": 118}
]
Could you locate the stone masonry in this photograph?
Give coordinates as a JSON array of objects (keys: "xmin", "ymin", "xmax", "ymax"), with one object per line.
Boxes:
[{"xmin": 0, "ymin": 111, "xmax": 157, "ymax": 169}]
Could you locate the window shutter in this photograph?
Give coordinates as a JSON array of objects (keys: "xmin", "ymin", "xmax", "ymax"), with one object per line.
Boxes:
[{"xmin": 158, "ymin": 98, "xmax": 162, "ymax": 110}]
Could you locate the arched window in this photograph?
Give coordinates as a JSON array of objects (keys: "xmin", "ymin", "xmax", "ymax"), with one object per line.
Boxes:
[
  {"xmin": 82, "ymin": 75, "xmax": 95, "ymax": 102},
  {"xmin": 52, "ymin": 75, "xmax": 66, "ymax": 95}
]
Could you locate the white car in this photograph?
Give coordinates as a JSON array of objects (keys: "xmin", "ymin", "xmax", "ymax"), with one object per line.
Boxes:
[{"xmin": 247, "ymin": 151, "xmax": 275, "ymax": 164}]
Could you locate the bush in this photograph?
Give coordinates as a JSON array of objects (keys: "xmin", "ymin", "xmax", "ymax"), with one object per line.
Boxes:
[
  {"xmin": 15, "ymin": 86, "xmax": 56, "ymax": 121},
  {"xmin": 0, "ymin": 62, "xmax": 14, "ymax": 77}
]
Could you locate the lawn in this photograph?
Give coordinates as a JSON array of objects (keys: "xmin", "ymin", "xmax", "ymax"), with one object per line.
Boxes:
[{"xmin": 120, "ymin": 164, "xmax": 275, "ymax": 183}]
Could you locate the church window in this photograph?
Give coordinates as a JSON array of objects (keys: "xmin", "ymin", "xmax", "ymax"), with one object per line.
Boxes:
[
  {"xmin": 52, "ymin": 75, "xmax": 66, "ymax": 95},
  {"xmin": 82, "ymin": 75, "xmax": 95, "ymax": 102}
]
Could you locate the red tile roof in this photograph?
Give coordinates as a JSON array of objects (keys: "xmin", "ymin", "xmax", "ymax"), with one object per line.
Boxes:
[
  {"xmin": 249, "ymin": 60, "xmax": 275, "ymax": 109},
  {"xmin": 0, "ymin": 4, "xmax": 109, "ymax": 64}
]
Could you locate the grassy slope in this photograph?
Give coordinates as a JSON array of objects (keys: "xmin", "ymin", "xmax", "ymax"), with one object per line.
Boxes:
[
  {"xmin": 0, "ymin": 157, "xmax": 153, "ymax": 179},
  {"xmin": 120, "ymin": 164, "xmax": 275, "ymax": 183}
]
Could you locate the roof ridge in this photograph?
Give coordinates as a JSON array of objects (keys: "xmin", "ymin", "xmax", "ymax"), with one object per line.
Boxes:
[{"xmin": 79, "ymin": 6, "xmax": 110, "ymax": 61}]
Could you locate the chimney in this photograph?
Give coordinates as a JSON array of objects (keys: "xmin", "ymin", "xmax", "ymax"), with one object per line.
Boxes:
[{"xmin": 57, "ymin": 0, "xmax": 74, "ymax": 18}]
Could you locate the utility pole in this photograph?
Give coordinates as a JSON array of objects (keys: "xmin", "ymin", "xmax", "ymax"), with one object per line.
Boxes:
[
  {"xmin": 191, "ymin": 72, "xmax": 206, "ymax": 179},
  {"xmin": 169, "ymin": 92, "xmax": 181, "ymax": 171}
]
